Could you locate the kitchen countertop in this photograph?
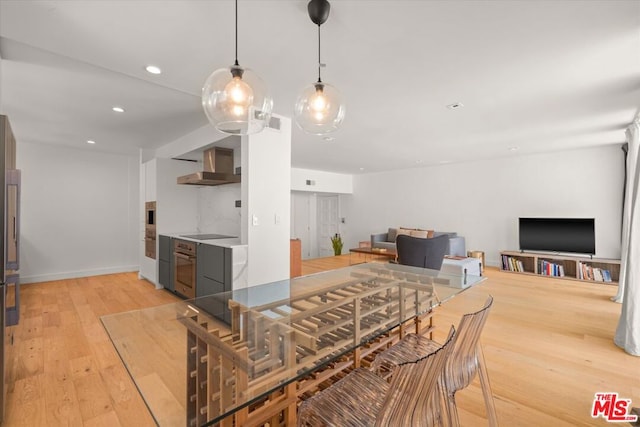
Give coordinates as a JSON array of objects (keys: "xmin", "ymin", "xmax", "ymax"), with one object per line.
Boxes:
[{"xmin": 159, "ymin": 232, "xmax": 246, "ymax": 248}]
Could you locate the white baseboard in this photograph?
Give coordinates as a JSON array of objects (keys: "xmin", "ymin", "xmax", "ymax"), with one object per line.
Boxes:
[
  {"xmin": 19, "ymin": 265, "xmax": 140, "ymax": 284},
  {"xmin": 138, "ymin": 272, "xmax": 162, "ymax": 289}
]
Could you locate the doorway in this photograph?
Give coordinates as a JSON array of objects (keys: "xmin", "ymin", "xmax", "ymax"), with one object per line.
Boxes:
[
  {"xmin": 317, "ymin": 195, "xmax": 339, "ymax": 257},
  {"xmin": 291, "ymin": 192, "xmax": 317, "ymax": 259},
  {"xmin": 291, "ymin": 192, "xmax": 341, "ymax": 259}
]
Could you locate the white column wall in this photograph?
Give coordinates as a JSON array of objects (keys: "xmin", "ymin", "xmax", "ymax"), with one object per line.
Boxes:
[
  {"xmin": 241, "ymin": 116, "xmax": 292, "ymax": 287},
  {"xmin": 342, "ymin": 145, "xmax": 624, "ymax": 267}
]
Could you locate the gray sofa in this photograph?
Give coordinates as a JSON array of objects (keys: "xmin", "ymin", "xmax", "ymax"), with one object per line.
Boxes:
[{"xmin": 371, "ymin": 228, "xmax": 466, "ymax": 257}]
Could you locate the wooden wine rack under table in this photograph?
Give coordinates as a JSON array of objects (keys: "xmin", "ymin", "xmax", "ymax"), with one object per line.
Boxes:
[{"xmin": 179, "ymin": 266, "xmax": 439, "ymax": 426}]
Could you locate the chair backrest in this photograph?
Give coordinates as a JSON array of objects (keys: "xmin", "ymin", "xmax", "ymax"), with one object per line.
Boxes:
[
  {"xmin": 396, "ymin": 234, "xmax": 449, "ymax": 270},
  {"xmin": 375, "ymin": 326, "xmax": 456, "ymax": 427},
  {"xmin": 445, "ymin": 295, "xmax": 494, "ymax": 392}
]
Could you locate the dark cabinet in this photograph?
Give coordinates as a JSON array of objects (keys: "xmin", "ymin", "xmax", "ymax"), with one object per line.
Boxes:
[
  {"xmin": 197, "ymin": 244, "xmax": 226, "ymax": 284},
  {"xmin": 194, "ymin": 276, "xmax": 229, "ymax": 324},
  {"xmin": 158, "ymin": 235, "xmax": 174, "ymax": 291},
  {"xmin": 196, "ymin": 244, "xmax": 232, "ymax": 324}
]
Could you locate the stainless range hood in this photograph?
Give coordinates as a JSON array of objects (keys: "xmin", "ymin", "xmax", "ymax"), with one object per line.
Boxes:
[{"xmin": 177, "ymin": 147, "xmax": 240, "ymax": 186}]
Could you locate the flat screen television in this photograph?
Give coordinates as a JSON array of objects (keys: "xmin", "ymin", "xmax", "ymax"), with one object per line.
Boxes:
[{"xmin": 519, "ymin": 218, "xmax": 595, "ymax": 255}]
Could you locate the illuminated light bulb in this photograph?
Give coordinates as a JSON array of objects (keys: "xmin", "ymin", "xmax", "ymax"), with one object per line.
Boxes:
[
  {"xmin": 311, "ymin": 90, "xmax": 327, "ymax": 112},
  {"xmin": 224, "ymin": 76, "xmax": 253, "ymax": 118},
  {"xmin": 226, "ymin": 77, "xmax": 251, "ymax": 104},
  {"xmin": 232, "ymin": 105, "xmax": 245, "ymax": 117},
  {"xmin": 314, "ymin": 112, "xmax": 325, "ymax": 122}
]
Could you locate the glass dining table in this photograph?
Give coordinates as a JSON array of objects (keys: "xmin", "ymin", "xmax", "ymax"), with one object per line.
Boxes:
[{"xmin": 101, "ymin": 262, "xmax": 485, "ymax": 427}]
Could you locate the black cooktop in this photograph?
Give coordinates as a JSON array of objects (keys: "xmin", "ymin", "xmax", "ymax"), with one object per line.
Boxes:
[{"xmin": 179, "ymin": 234, "xmax": 236, "ymax": 240}]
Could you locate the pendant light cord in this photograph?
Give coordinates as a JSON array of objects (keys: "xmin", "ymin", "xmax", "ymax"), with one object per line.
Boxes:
[
  {"xmin": 234, "ymin": 0, "xmax": 239, "ymax": 66},
  {"xmin": 317, "ymin": 24, "xmax": 322, "ymax": 83}
]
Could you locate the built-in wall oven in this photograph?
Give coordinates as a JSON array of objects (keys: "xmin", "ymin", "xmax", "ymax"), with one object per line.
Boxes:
[
  {"xmin": 144, "ymin": 201, "xmax": 156, "ymax": 259},
  {"xmin": 174, "ymin": 239, "xmax": 196, "ymax": 299}
]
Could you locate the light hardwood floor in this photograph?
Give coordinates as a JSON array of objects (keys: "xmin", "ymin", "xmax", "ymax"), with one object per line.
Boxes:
[{"xmin": 3, "ymin": 256, "xmax": 638, "ymax": 426}]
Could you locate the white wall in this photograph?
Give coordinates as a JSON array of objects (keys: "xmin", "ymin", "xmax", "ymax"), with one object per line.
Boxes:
[
  {"xmin": 0, "ymin": 54, "xmax": 3, "ymax": 111},
  {"xmin": 291, "ymin": 168, "xmax": 353, "ymax": 193},
  {"xmin": 155, "ymin": 158, "xmax": 199, "ymax": 233},
  {"xmin": 342, "ymin": 145, "xmax": 624, "ymax": 266},
  {"xmin": 241, "ymin": 116, "xmax": 292, "ymax": 286},
  {"xmin": 18, "ymin": 142, "xmax": 139, "ymax": 283}
]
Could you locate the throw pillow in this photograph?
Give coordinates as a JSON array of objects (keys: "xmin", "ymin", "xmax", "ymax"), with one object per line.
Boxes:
[
  {"xmin": 416, "ymin": 228, "xmax": 435, "ymax": 238},
  {"xmin": 409, "ymin": 230, "xmax": 429, "ymax": 238},
  {"xmin": 387, "ymin": 228, "xmax": 398, "ymax": 242},
  {"xmin": 396, "ymin": 228, "xmax": 412, "ymax": 238}
]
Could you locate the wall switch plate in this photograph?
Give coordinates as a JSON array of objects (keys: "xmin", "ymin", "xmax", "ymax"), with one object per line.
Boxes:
[{"xmin": 252, "ymin": 215, "xmax": 259, "ymax": 226}]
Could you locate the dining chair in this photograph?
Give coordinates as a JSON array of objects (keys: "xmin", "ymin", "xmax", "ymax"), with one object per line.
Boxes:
[
  {"xmin": 396, "ymin": 234, "xmax": 449, "ymax": 270},
  {"xmin": 372, "ymin": 295, "xmax": 497, "ymax": 427},
  {"xmin": 297, "ymin": 326, "xmax": 456, "ymax": 427}
]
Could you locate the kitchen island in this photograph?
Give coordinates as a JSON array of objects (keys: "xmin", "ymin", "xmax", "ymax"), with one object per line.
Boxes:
[{"xmin": 158, "ymin": 233, "xmax": 248, "ymax": 306}]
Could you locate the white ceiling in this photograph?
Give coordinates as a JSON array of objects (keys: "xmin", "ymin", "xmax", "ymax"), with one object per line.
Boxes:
[{"xmin": 0, "ymin": 0, "xmax": 638, "ymax": 174}]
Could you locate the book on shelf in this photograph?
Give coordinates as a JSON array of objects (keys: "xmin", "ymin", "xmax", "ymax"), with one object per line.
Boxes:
[
  {"xmin": 538, "ymin": 259, "xmax": 565, "ymax": 277},
  {"xmin": 602, "ymin": 269, "xmax": 612, "ymax": 282},
  {"xmin": 593, "ymin": 268, "xmax": 604, "ymax": 282},
  {"xmin": 502, "ymin": 255, "xmax": 527, "ymax": 273},
  {"xmin": 578, "ymin": 261, "xmax": 600, "ymax": 281}
]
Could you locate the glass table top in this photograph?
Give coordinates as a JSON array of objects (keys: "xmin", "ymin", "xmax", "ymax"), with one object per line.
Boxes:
[{"xmin": 101, "ymin": 262, "xmax": 485, "ymax": 426}]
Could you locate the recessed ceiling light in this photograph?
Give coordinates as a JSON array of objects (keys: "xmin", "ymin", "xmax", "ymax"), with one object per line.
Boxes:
[
  {"xmin": 145, "ymin": 65, "xmax": 162, "ymax": 75},
  {"xmin": 446, "ymin": 102, "xmax": 464, "ymax": 110},
  {"xmin": 509, "ymin": 146, "xmax": 519, "ymax": 152},
  {"xmin": 323, "ymin": 136, "xmax": 335, "ymax": 142},
  {"xmin": 87, "ymin": 140, "xmax": 96, "ymax": 144},
  {"xmin": 359, "ymin": 167, "xmax": 365, "ymax": 171},
  {"xmin": 112, "ymin": 106, "xmax": 125, "ymax": 113},
  {"xmin": 415, "ymin": 160, "xmax": 424, "ymax": 164}
]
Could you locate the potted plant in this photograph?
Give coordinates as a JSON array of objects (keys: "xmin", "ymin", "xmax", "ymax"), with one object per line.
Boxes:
[{"xmin": 331, "ymin": 233, "xmax": 343, "ymax": 256}]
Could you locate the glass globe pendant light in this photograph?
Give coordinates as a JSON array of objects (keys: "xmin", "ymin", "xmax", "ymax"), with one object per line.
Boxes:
[
  {"xmin": 202, "ymin": 0, "xmax": 273, "ymax": 135},
  {"xmin": 294, "ymin": 0, "xmax": 345, "ymax": 135}
]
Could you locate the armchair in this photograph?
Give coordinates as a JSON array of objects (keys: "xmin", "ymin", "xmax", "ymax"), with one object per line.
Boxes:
[{"xmin": 396, "ymin": 234, "xmax": 449, "ymax": 270}]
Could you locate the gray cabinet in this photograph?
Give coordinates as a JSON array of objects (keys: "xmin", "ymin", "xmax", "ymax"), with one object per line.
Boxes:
[
  {"xmin": 197, "ymin": 244, "xmax": 226, "ymax": 284},
  {"xmin": 195, "ymin": 276, "xmax": 229, "ymax": 324},
  {"xmin": 196, "ymin": 244, "xmax": 232, "ymax": 324},
  {"xmin": 158, "ymin": 235, "xmax": 174, "ymax": 291}
]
